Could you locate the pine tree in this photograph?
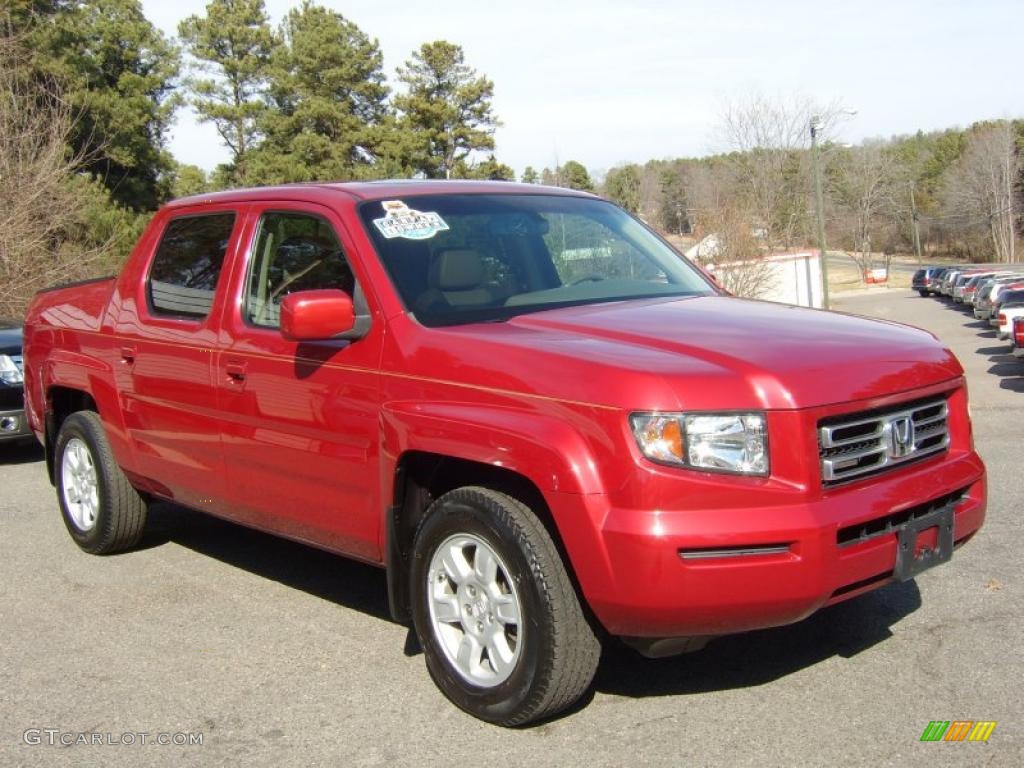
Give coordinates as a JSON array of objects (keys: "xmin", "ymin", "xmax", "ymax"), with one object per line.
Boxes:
[
  {"xmin": 179, "ymin": 0, "xmax": 276, "ymax": 185},
  {"xmin": 20, "ymin": 0, "xmax": 180, "ymax": 210},
  {"xmin": 170, "ymin": 164, "xmax": 209, "ymax": 198},
  {"xmin": 394, "ymin": 41, "xmax": 499, "ymax": 179},
  {"xmin": 560, "ymin": 160, "xmax": 594, "ymax": 191},
  {"xmin": 604, "ymin": 165, "xmax": 642, "ymax": 213},
  {"xmin": 521, "ymin": 166, "xmax": 539, "ymax": 184},
  {"xmin": 247, "ymin": 1, "xmax": 391, "ymax": 183},
  {"xmin": 452, "ymin": 155, "xmax": 514, "ymax": 180}
]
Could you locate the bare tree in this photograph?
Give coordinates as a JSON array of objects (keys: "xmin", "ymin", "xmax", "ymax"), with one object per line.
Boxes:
[
  {"xmin": 940, "ymin": 121, "xmax": 1020, "ymax": 263},
  {"xmin": 675, "ymin": 161, "xmax": 765, "ymax": 297},
  {"xmin": 686, "ymin": 200, "xmax": 776, "ymax": 299},
  {"xmin": 830, "ymin": 142, "xmax": 902, "ymax": 279},
  {"xmin": 0, "ymin": 34, "xmax": 113, "ymax": 318},
  {"xmin": 637, "ymin": 163, "xmax": 661, "ymax": 222},
  {"xmin": 717, "ymin": 93, "xmax": 843, "ymax": 249}
]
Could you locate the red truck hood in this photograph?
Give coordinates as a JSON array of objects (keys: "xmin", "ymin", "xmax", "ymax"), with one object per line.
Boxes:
[{"xmin": 418, "ymin": 296, "xmax": 962, "ymax": 411}]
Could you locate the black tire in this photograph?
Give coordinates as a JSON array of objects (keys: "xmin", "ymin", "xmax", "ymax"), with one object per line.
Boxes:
[
  {"xmin": 410, "ymin": 487, "xmax": 600, "ymax": 726},
  {"xmin": 918, "ymin": 289, "xmax": 929, "ymax": 297},
  {"xmin": 55, "ymin": 411, "xmax": 147, "ymax": 554}
]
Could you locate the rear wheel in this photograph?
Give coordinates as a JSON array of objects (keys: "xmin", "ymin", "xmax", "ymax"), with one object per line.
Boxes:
[
  {"xmin": 410, "ymin": 487, "xmax": 600, "ymax": 726},
  {"xmin": 918, "ymin": 289, "xmax": 929, "ymax": 297},
  {"xmin": 55, "ymin": 411, "xmax": 147, "ymax": 554}
]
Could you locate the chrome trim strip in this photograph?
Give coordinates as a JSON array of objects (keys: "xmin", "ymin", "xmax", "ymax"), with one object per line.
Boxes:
[{"xmin": 679, "ymin": 544, "xmax": 792, "ymax": 560}]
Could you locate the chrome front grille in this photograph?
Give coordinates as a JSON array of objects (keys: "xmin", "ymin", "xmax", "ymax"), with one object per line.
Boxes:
[{"xmin": 819, "ymin": 397, "xmax": 950, "ymax": 485}]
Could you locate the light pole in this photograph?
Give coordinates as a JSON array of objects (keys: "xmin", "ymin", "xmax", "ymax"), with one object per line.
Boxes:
[{"xmin": 810, "ymin": 115, "xmax": 830, "ymax": 309}]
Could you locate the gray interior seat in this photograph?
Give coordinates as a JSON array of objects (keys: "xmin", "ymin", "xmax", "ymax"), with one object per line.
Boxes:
[{"xmin": 417, "ymin": 249, "xmax": 497, "ymax": 311}]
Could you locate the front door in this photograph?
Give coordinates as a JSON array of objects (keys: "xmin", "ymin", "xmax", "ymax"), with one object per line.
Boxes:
[{"xmin": 216, "ymin": 204, "xmax": 383, "ymax": 561}]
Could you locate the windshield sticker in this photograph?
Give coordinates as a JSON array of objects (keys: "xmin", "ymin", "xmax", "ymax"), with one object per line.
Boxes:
[{"xmin": 372, "ymin": 200, "xmax": 449, "ymax": 240}]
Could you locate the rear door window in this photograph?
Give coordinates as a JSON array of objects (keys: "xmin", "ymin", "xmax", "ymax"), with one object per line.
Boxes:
[{"xmin": 147, "ymin": 213, "xmax": 237, "ymax": 319}]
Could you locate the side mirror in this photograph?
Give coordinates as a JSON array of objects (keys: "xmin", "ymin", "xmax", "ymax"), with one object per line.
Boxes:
[
  {"xmin": 280, "ymin": 289, "xmax": 358, "ymax": 341},
  {"xmin": 700, "ymin": 266, "xmax": 730, "ymax": 296}
]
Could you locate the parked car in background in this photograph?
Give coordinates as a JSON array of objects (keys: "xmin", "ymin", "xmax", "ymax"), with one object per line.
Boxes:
[
  {"xmin": 997, "ymin": 302, "xmax": 1024, "ymax": 340},
  {"xmin": 1013, "ymin": 317, "xmax": 1024, "ymax": 357},
  {"xmin": 977, "ymin": 277, "xmax": 1024, "ymax": 319},
  {"xmin": 967, "ymin": 272, "xmax": 1016, "ymax": 307},
  {"xmin": 943, "ymin": 269, "xmax": 974, "ymax": 298},
  {"xmin": 912, "ymin": 267, "xmax": 942, "ymax": 296},
  {"xmin": 956, "ymin": 271, "xmax": 1004, "ymax": 304},
  {"xmin": 935, "ymin": 269, "xmax": 955, "ymax": 296},
  {"xmin": 939, "ymin": 268, "xmax": 969, "ymax": 297},
  {"xmin": 0, "ymin": 321, "xmax": 31, "ymax": 443},
  {"xmin": 970, "ymin": 278, "xmax": 997, "ymax": 316},
  {"xmin": 993, "ymin": 289, "xmax": 1024, "ymax": 332}
]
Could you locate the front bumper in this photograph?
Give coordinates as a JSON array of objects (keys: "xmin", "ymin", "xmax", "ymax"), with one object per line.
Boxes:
[
  {"xmin": 0, "ymin": 407, "xmax": 32, "ymax": 441},
  {"xmin": 550, "ymin": 386, "xmax": 986, "ymax": 639},
  {"xmin": 567, "ymin": 456, "xmax": 983, "ymax": 638}
]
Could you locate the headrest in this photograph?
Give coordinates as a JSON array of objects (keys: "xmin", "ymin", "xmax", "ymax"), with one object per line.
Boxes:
[{"xmin": 430, "ymin": 249, "xmax": 485, "ymax": 290}]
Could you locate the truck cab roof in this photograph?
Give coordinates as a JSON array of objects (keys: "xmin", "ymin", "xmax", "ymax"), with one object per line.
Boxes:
[{"xmin": 168, "ymin": 180, "xmax": 594, "ymax": 210}]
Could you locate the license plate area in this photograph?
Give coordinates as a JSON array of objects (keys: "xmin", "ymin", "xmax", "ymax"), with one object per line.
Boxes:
[{"xmin": 893, "ymin": 505, "xmax": 954, "ymax": 581}]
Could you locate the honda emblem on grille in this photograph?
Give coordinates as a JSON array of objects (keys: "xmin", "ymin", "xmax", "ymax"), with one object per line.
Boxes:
[{"xmin": 888, "ymin": 416, "xmax": 915, "ymax": 458}]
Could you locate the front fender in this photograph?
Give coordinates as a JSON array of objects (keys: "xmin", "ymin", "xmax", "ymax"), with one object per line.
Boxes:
[
  {"xmin": 379, "ymin": 400, "xmax": 608, "ymax": 498},
  {"xmin": 378, "ymin": 399, "xmax": 617, "ymax": 623}
]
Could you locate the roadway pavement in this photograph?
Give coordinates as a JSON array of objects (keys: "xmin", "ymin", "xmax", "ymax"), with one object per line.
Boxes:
[{"xmin": 1, "ymin": 290, "xmax": 1021, "ymax": 767}]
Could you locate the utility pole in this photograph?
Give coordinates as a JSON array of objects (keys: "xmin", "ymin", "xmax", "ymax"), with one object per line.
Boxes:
[
  {"xmin": 1007, "ymin": 149, "xmax": 1016, "ymax": 264},
  {"xmin": 910, "ymin": 183, "xmax": 923, "ymax": 264},
  {"xmin": 810, "ymin": 116, "xmax": 830, "ymax": 310}
]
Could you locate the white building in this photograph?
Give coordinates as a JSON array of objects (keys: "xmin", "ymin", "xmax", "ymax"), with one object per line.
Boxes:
[{"xmin": 704, "ymin": 250, "xmax": 824, "ymax": 309}]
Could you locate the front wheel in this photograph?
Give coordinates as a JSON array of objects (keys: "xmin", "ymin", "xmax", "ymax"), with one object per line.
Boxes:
[
  {"xmin": 55, "ymin": 411, "xmax": 147, "ymax": 554},
  {"xmin": 410, "ymin": 487, "xmax": 600, "ymax": 726}
]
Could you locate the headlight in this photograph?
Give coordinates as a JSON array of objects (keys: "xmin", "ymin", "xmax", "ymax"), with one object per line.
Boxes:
[
  {"xmin": 0, "ymin": 354, "xmax": 22, "ymax": 385},
  {"xmin": 629, "ymin": 411, "xmax": 768, "ymax": 476}
]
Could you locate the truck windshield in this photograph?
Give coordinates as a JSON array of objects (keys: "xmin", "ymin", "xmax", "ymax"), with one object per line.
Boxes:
[{"xmin": 357, "ymin": 194, "xmax": 715, "ymax": 326}]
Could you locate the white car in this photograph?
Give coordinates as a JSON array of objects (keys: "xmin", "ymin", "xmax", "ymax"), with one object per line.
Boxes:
[{"xmin": 997, "ymin": 304, "xmax": 1024, "ymax": 340}]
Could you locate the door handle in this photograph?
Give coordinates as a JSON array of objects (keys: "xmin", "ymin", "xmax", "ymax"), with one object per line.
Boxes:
[
  {"xmin": 225, "ymin": 361, "xmax": 247, "ymax": 383},
  {"xmin": 120, "ymin": 346, "xmax": 136, "ymax": 364}
]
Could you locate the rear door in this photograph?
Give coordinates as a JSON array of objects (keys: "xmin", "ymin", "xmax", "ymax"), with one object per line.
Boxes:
[
  {"xmin": 111, "ymin": 206, "xmax": 241, "ymax": 510},
  {"xmin": 215, "ymin": 202, "xmax": 384, "ymax": 560}
]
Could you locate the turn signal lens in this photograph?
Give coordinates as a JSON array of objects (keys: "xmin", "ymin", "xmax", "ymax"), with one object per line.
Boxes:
[{"xmin": 630, "ymin": 413, "xmax": 684, "ymax": 464}]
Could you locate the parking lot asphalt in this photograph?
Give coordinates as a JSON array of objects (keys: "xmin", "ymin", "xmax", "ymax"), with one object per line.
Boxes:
[{"xmin": 1, "ymin": 289, "xmax": 1021, "ymax": 767}]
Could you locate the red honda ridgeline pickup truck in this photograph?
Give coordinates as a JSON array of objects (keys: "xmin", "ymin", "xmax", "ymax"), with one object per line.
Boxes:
[{"xmin": 24, "ymin": 181, "xmax": 986, "ymax": 725}]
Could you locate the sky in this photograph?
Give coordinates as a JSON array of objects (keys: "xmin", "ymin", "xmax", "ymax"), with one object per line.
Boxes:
[{"xmin": 141, "ymin": 0, "xmax": 1023, "ymax": 178}]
